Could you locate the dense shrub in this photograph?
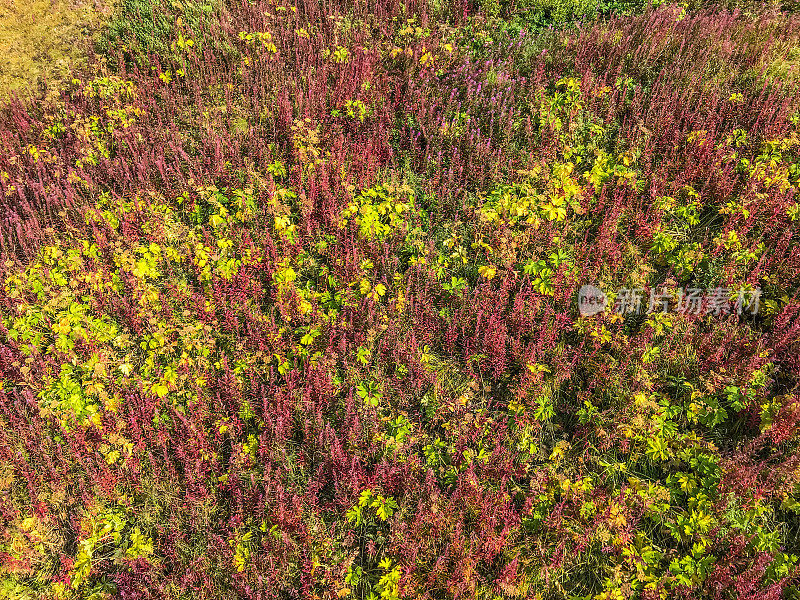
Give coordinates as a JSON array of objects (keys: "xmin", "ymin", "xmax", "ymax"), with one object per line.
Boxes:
[{"xmin": 0, "ymin": 1, "xmax": 799, "ymax": 599}]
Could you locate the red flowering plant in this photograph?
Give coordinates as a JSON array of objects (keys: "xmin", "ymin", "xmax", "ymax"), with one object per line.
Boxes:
[{"xmin": 0, "ymin": 1, "xmax": 799, "ymax": 599}]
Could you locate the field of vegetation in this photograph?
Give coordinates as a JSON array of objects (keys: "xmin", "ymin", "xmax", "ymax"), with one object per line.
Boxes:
[{"xmin": 0, "ymin": 0, "xmax": 799, "ymax": 598}]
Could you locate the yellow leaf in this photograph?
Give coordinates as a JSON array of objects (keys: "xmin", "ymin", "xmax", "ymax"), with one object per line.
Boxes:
[
  {"xmin": 105, "ymin": 396, "xmax": 121, "ymax": 413},
  {"xmin": 478, "ymin": 265, "xmax": 496, "ymax": 280},
  {"xmin": 53, "ymin": 317, "xmax": 72, "ymax": 335}
]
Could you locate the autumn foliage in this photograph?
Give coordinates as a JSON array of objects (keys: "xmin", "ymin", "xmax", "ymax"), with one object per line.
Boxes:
[{"xmin": 0, "ymin": 0, "xmax": 799, "ymax": 598}]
